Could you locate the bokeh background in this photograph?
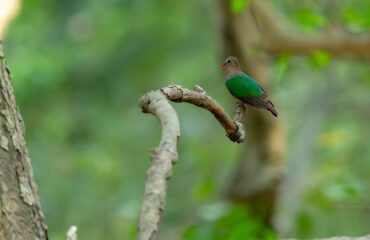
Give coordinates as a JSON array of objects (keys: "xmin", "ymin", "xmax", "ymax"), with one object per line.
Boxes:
[{"xmin": 2, "ymin": 0, "xmax": 370, "ymax": 239}]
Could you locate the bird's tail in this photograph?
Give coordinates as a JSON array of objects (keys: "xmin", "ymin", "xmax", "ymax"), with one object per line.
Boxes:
[{"xmin": 266, "ymin": 100, "xmax": 278, "ymax": 117}]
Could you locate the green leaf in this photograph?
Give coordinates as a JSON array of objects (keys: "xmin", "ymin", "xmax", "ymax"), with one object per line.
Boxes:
[
  {"xmin": 230, "ymin": 0, "xmax": 249, "ymax": 13},
  {"xmin": 341, "ymin": 6, "xmax": 370, "ymax": 31},
  {"xmin": 294, "ymin": 10, "xmax": 327, "ymax": 31},
  {"xmin": 310, "ymin": 51, "xmax": 331, "ymax": 68}
]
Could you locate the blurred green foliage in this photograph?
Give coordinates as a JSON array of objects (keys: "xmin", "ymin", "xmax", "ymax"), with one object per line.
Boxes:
[
  {"xmin": 3, "ymin": 0, "xmax": 370, "ymax": 239},
  {"xmin": 310, "ymin": 51, "xmax": 331, "ymax": 68},
  {"xmin": 230, "ymin": 0, "xmax": 249, "ymax": 13},
  {"xmin": 183, "ymin": 205, "xmax": 276, "ymax": 240}
]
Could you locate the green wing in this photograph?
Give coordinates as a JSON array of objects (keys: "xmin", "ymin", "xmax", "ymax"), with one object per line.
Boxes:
[{"xmin": 226, "ymin": 72, "xmax": 264, "ymax": 98}]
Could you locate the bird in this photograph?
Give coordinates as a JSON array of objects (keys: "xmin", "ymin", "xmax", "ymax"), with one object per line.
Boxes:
[{"xmin": 221, "ymin": 56, "xmax": 278, "ymax": 117}]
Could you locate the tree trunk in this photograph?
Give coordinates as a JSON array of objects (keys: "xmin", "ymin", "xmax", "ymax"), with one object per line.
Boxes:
[
  {"xmin": 0, "ymin": 43, "xmax": 48, "ymax": 239},
  {"xmin": 218, "ymin": 0, "xmax": 286, "ymax": 225}
]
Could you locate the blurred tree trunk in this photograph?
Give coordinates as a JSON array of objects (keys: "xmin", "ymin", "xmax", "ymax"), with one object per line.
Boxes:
[
  {"xmin": 0, "ymin": 43, "xmax": 48, "ymax": 240},
  {"xmin": 218, "ymin": 0, "xmax": 370, "ymax": 229},
  {"xmin": 218, "ymin": 0, "xmax": 286, "ymax": 226}
]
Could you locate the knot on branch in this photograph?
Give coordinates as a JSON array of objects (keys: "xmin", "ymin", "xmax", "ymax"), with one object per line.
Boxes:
[
  {"xmin": 161, "ymin": 85, "xmax": 183, "ymax": 102},
  {"xmin": 227, "ymin": 121, "xmax": 245, "ymax": 143},
  {"xmin": 138, "ymin": 92, "xmax": 154, "ymax": 113}
]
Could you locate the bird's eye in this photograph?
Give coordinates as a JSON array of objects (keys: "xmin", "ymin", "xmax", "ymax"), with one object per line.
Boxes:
[{"xmin": 227, "ymin": 60, "xmax": 231, "ymax": 63}]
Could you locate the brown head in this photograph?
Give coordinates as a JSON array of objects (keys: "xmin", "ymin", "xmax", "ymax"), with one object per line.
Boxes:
[
  {"xmin": 221, "ymin": 56, "xmax": 240, "ymax": 69},
  {"xmin": 221, "ymin": 56, "xmax": 241, "ymax": 78}
]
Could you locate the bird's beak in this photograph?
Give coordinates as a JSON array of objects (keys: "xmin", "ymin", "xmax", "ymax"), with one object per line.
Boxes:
[{"xmin": 221, "ymin": 62, "xmax": 226, "ymax": 68}]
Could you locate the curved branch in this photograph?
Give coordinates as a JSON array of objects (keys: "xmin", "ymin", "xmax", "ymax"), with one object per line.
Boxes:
[
  {"xmin": 161, "ymin": 85, "xmax": 245, "ymax": 143},
  {"xmin": 138, "ymin": 91, "xmax": 180, "ymax": 240},
  {"xmin": 137, "ymin": 85, "xmax": 246, "ymax": 240}
]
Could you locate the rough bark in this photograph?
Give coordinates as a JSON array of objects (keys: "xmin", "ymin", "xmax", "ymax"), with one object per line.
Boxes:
[
  {"xmin": 137, "ymin": 85, "xmax": 246, "ymax": 240},
  {"xmin": 0, "ymin": 43, "xmax": 48, "ymax": 239}
]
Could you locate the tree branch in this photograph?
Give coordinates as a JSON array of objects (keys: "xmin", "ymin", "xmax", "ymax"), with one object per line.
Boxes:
[
  {"xmin": 161, "ymin": 85, "xmax": 245, "ymax": 143},
  {"xmin": 137, "ymin": 90, "xmax": 180, "ymax": 240},
  {"xmin": 137, "ymin": 85, "xmax": 246, "ymax": 240},
  {"xmin": 249, "ymin": 0, "xmax": 370, "ymax": 59}
]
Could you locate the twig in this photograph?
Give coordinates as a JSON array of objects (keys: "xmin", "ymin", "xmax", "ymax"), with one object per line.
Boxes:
[
  {"xmin": 66, "ymin": 226, "xmax": 77, "ymax": 240},
  {"xmin": 233, "ymin": 101, "xmax": 246, "ymax": 141},
  {"xmin": 137, "ymin": 85, "xmax": 246, "ymax": 240}
]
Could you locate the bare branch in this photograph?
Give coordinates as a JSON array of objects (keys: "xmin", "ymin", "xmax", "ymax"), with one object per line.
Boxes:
[
  {"xmin": 249, "ymin": 0, "xmax": 370, "ymax": 59},
  {"xmin": 138, "ymin": 91, "xmax": 180, "ymax": 240},
  {"xmin": 233, "ymin": 102, "xmax": 246, "ymax": 141},
  {"xmin": 161, "ymin": 85, "xmax": 245, "ymax": 143},
  {"xmin": 137, "ymin": 85, "xmax": 246, "ymax": 240},
  {"xmin": 234, "ymin": 101, "xmax": 246, "ymax": 123}
]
